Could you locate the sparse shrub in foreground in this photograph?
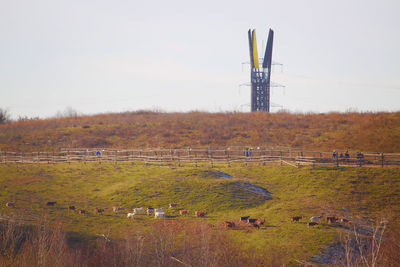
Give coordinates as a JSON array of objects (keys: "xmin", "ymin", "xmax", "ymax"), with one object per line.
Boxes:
[{"xmin": 0, "ymin": 218, "xmax": 287, "ymax": 267}]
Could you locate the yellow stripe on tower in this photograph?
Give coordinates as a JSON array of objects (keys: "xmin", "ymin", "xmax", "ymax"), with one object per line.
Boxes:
[{"xmin": 252, "ymin": 29, "xmax": 259, "ymax": 69}]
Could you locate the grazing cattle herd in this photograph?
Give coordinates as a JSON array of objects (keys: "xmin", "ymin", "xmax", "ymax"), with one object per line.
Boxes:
[
  {"xmin": 291, "ymin": 214, "xmax": 351, "ymax": 227},
  {"xmin": 4, "ymin": 201, "xmax": 351, "ymax": 232}
]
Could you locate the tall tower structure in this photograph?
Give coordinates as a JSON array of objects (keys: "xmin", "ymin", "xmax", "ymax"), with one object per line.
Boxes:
[{"xmin": 248, "ymin": 29, "xmax": 274, "ymax": 112}]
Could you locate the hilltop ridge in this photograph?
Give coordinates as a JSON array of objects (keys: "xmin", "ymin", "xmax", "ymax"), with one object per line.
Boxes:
[{"xmin": 1, "ymin": 111, "xmax": 399, "ymax": 152}]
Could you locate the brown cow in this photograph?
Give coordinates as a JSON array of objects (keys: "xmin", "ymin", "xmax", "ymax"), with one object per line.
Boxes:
[
  {"xmin": 95, "ymin": 208, "xmax": 104, "ymax": 214},
  {"xmin": 291, "ymin": 216, "xmax": 302, "ymax": 222},
  {"xmin": 248, "ymin": 218, "xmax": 265, "ymax": 229},
  {"xmin": 256, "ymin": 218, "xmax": 265, "ymax": 226},
  {"xmin": 340, "ymin": 218, "xmax": 350, "ymax": 224},
  {"xmin": 179, "ymin": 209, "xmax": 189, "ymax": 215},
  {"xmin": 79, "ymin": 209, "xmax": 86, "ymax": 215},
  {"xmin": 326, "ymin": 216, "xmax": 338, "ymax": 224},
  {"xmin": 195, "ymin": 211, "xmax": 207, "ymax": 217},
  {"xmin": 223, "ymin": 221, "xmax": 235, "ymax": 229}
]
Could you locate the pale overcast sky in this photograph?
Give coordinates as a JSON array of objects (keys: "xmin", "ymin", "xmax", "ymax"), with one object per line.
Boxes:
[{"xmin": 1, "ymin": 0, "xmax": 399, "ymax": 118}]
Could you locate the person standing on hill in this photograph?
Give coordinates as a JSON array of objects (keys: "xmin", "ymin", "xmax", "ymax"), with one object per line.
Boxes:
[
  {"xmin": 345, "ymin": 150, "xmax": 350, "ymax": 163},
  {"xmin": 332, "ymin": 150, "xmax": 338, "ymax": 161}
]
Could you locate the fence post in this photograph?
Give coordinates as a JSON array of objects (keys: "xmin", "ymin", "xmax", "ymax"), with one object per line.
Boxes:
[{"xmin": 381, "ymin": 153, "xmax": 384, "ymax": 168}]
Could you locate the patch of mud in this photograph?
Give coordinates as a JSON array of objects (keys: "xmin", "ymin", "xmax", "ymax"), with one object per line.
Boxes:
[
  {"xmin": 216, "ymin": 171, "xmax": 271, "ymax": 199},
  {"xmin": 241, "ymin": 182, "xmax": 272, "ymax": 200},
  {"xmin": 212, "ymin": 171, "xmax": 233, "ymax": 178}
]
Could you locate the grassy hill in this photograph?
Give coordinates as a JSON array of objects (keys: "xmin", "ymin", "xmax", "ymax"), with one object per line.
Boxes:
[
  {"xmin": 1, "ymin": 111, "xmax": 400, "ymax": 265},
  {"xmin": 1, "ymin": 111, "xmax": 400, "ymax": 152},
  {"xmin": 1, "ymin": 162, "xmax": 399, "ymax": 265}
]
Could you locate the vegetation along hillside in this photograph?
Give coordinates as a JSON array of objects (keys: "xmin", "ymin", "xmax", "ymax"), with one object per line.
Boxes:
[
  {"xmin": 1, "ymin": 163, "xmax": 400, "ymax": 266},
  {"xmin": 1, "ymin": 111, "xmax": 400, "ymax": 152}
]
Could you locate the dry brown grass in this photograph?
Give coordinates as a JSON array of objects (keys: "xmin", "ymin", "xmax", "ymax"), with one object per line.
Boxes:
[
  {"xmin": 1, "ymin": 111, "xmax": 400, "ymax": 152},
  {"xmin": 0, "ymin": 217, "xmax": 287, "ymax": 267}
]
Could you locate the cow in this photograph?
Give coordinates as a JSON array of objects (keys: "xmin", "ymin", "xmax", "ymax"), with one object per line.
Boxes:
[
  {"xmin": 223, "ymin": 221, "xmax": 235, "ymax": 229},
  {"xmin": 179, "ymin": 209, "xmax": 189, "ymax": 215},
  {"xmin": 340, "ymin": 218, "xmax": 350, "ymax": 224},
  {"xmin": 79, "ymin": 209, "xmax": 86, "ymax": 215},
  {"xmin": 248, "ymin": 218, "xmax": 265, "ymax": 228},
  {"xmin": 155, "ymin": 208, "xmax": 164, "ymax": 213},
  {"xmin": 127, "ymin": 213, "xmax": 135, "ymax": 219},
  {"xmin": 240, "ymin": 216, "xmax": 250, "ymax": 223},
  {"xmin": 5, "ymin": 202, "xmax": 15, "ymax": 207},
  {"xmin": 46, "ymin": 201, "xmax": 56, "ymax": 206},
  {"xmin": 195, "ymin": 211, "xmax": 207, "ymax": 217},
  {"xmin": 247, "ymin": 218, "xmax": 258, "ymax": 224},
  {"xmin": 68, "ymin": 206, "xmax": 75, "ymax": 211},
  {"xmin": 133, "ymin": 207, "xmax": 143, "ymax": 214},
  {"xmin": 310, "ymin": 216, "xmax": 323, "ymax": 222},
  {"xmin": 169, "ymin": 203, "xmax": 178, "ymax": 208},
  {"xmin": 291, "ymin": 216, "xmax": 302, "ymax": 222},
  {"xmin": 94, "ymin": 208, "xmax": 104, "ymax": 214},
  {"xmin": 308, "ymin": 222, "xmax": 318, "ymax": 227},
  {"xmin": 154, "ymin": 211, "xmax": 165, "ymax": 218},
  {"xmin": 326, "ymin": 216, "xmax": 338, "ymax": 224},
  {"xmin": 113, "ymin": 206, "xmax": 122, "ymax": 213},
  {"xmin": 147, "ymin": 207, "xmax": 154, "ymax": 215}
]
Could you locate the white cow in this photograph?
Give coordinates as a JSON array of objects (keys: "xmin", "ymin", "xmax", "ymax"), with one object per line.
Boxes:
[
  {"xmin": 133, "ymin": 207, "xmax": 143, "ymax": 214},
  {"xmin": 154, "ymin": 211, "xmax": 165, "ymax": 218},
  {"xmin": 127, "ymin": 213, "xmax": 135, "ymax": 219},
  {"xmin": 310, "ymin": 216, "xmax": 322, "ymax": 222}
]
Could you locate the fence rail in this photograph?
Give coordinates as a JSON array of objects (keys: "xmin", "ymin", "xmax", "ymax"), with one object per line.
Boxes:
[{"xmin": 1, "ymin": 147, "xmax": 400, "ymax": 168}]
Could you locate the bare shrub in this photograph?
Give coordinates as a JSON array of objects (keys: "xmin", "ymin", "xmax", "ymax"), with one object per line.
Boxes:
[
  {"xmin": 0, "ymin": 108, "xmax": 11, "ymax": 124},
  {"xmin": 0, "ymin": 217, "xmax": 287, "ymax": 266},
  {"xmin": 340, "ymin": 217, "xmax": 389, "ymax": 267}
]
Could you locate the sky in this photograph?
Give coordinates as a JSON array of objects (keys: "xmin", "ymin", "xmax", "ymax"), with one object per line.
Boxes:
[{"xmin": 1, "ymin": 0, "xmax": 399, "ymax": 119}]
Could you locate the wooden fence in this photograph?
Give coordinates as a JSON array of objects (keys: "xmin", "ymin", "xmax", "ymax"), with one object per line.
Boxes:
[{"xmin": 1, "ymin": 147, "xmax": 400, "ymax": 168}]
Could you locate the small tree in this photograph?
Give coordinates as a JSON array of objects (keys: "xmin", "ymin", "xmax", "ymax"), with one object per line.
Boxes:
[{"xmin": 0, "ymin": 108, "xmax": 11, "ymax": 124}]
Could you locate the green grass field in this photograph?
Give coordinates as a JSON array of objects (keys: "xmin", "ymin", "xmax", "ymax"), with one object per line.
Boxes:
[{"xmin": 1, "ymin": 162, "xmax": 400, "ymax": 264}]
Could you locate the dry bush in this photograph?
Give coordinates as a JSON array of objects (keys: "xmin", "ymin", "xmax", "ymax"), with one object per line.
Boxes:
[
  {"xmin": 0, "ymin": 218, "xmax": 286, "ymax": 267},
  {"xmin": 0, "ymin": 217, "xmax": 81, "ymax": 267},
  {"xmin": 338, "ymin": 216, "xmax": 400, "ymax": 267},
  {"xmin": 379, "ymin": 216, "xmax": 400, "ymax": 267}
]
